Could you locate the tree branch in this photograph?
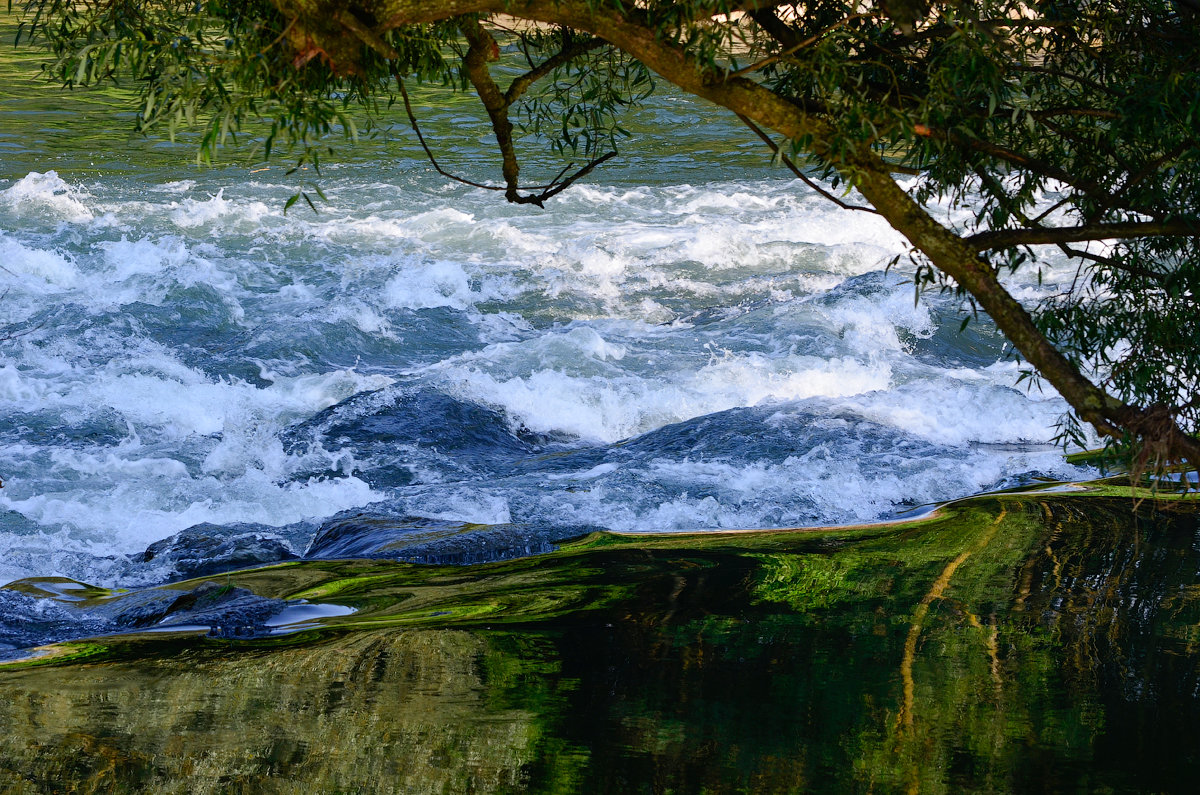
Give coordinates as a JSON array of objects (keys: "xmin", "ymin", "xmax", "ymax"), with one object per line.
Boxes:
[
  {"xmin": 268, "ymin": 0, "xmax": 1200, "ymax": 464},
  {"xmin": 398, "ymin": 71, "xmax": 613, "ymax": 196},
  {"xmin": 731, "ymin": 13, "xmax": 879, "ymax": 78},
  {"xmin": 736, "ymin": 112, "xmax": 879, "ymax": 214},
  {"xmin": 1058, "ymin": 244, "xmax": 1167, "ymax": 284},
  {"xmin": 396, "ymin": 74, "xmax": 505, "ymax": 191},
  {"xmin": 504, "ymin": 33, "xmax": 606, "ymax": 105},
  {"xmin": 967, "ymin": 219, "xmax": 1200, "ymax": 251},
  {"xmin": 911, "ymin": 123, "xmax": 1110, "ymax": 203},
  {"xmin": 459, "ymin": 16, "xmax": 616, "ymax": 206},
  {"xmin": 336, "ymin": 8, "xmax": 400, "ymax": 60}
]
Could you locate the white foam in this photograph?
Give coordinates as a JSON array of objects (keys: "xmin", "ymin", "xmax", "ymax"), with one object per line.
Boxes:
[
  {"xmin": 0, "ymin": 472, "xmax": 382, "ymax": 560},
  {"xmin": 99, "ymin": 236, "xmax": 195, "ymax": 281},
  {"xmin": 169, "ymin": 188, "xmax": 274, "ymax": 230},
  {"xmin": 384, "ymin": 260, "xmax": 482, "ymax": 310},
  {"xmin": 432, "ymin": 334, "xmax": 891, "ymax": 443},
  {"xmin": 1, "ymin": 171, "xmax": 94, "ymax": 223},
  {"xmin": 0, "ymin": 342, "xmax": 394, "ymax": 564},
  {"xmin": 545, "ymin": 462, "xmax": 621, "ymax": 481},
  {"xmin": 0, "ymin": 364, "xmax": 44, "ymax": 402},
  {"xmin": 64, "ymin": 366, "xmax": 392, "ymax": 439},
  {"xmin": 838, "ymin": 379, "xmax": 1070, "ymax": 447},
  {"xmin": 822, "ymin": 285, "xmax": 936, "ymax": 353},
  {"xmin": 529, "ymin": 443, "xmax": 1084, "ymax": 533},
  {"xmin": 0, "ymin": 162, "xmax": 1099, "ymax": 587},
  {"xmin": 0, "ymin": 236, "xmax": 80, "ymax": 290}
]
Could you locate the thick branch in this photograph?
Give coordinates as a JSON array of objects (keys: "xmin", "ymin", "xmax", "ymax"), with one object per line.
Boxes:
[
  {"xmin": 968, "ymin": 219, "xmax": 1200, "ymax": 251},
  {"xmin": 459, "ymin": 16, "xmax": 524, "ymax": 200},
  {"xmin": 747, "ymin": 8, "xmax": 801, "ymax": 50},
  {"xmin": 458, "ymin": 16, "xmax": 615, "ymax": 206},
  {"xmin": 731, "ymin": 13, "xmax": 879, "ymax": 78},
  {"xmin": 336, "ymin": 8, "xmax": 400, "ymax": 59}
]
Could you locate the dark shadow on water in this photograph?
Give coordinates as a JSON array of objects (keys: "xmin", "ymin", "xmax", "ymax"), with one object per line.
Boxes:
[{"xmin": 0, "ymin": 494, "xmax": 1198, "ymax": 793}]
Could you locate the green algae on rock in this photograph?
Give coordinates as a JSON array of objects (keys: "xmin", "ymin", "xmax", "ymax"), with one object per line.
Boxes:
[{"xmin": 1, "ymin": 491, "xmax": 1199, "ymax": 793}]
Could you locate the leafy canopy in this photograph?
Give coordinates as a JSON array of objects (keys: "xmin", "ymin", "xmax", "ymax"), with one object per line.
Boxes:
[{"xmin": 13, "ymin": 0, "xmax": 1200, "ymax": 473}]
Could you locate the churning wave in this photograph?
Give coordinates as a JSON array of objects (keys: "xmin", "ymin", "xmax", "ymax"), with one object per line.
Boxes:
[{"xmin": 0, "ymin": 166, "xmax": 1090, "ymax": 588}]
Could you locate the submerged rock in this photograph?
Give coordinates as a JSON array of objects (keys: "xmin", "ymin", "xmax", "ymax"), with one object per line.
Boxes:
[
  {"xmin": 0, "ymin": 588, "xmax": 106, "ymax": 653},
  {"xmin": 139, "ymin": 523, "xmax": 299, "ymax": 582},
  {"xmin": 90, "ymin": 579, "xmax": 287, "ymax": 638},
  {"xmin": 0, "ymin": 577, "xmax": 291, "ymax": 654},
  {"xmin": 147, "ymin": 581, "xmax": 288, "ymax": 639},
  {"xmin": 304, "ymin": 513, "xmax": 557, "ymax": 565}
]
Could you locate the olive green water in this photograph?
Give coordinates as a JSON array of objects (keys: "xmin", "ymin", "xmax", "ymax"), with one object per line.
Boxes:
[{"xmin": 2, "ymin": 490, "xmax": 1199, "ymax": 794}]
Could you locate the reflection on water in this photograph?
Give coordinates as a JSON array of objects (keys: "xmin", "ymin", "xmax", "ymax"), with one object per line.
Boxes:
[{"xmin": 0, "ymin": 495, "xmax": 1197, "ymax": 792}]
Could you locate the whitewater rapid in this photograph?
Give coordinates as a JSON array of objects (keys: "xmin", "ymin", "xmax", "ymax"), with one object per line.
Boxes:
[{"xmin": 0, "ymin": 163, "xmax": 1091, "ymax": 586}]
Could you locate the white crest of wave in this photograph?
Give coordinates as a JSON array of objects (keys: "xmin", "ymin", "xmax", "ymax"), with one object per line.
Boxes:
[
  {"xmin": 92, "ymin": 236, "xmax": 245, "ymax": 312},
  {"xmin": 0, "ymin": 471, "xmax": 383, "ymax": 566},
  {"xmin": 168, "ymin": 187, "xmax": 274, "ymax": 230},
  {"xmin": 1, "ymin": 171, "xmax": 94, "ymax": 223},
  {"xmin": 0, "ymin": 364, "xmax": 44, "ymax": 402},
  {"xmin": 384, "ymin": 260, "xmax": 486, "ymax": 310},
  {"xmin": 397, "ymin": 490, "xmax": 514, "ymax": 526},
  {"xmin": 842, "ymin": 375, "xmax": 1080, "ymax": 447},
  {"xmin": 528, "ymin": 444, "xmax": 1084, "ymax": 533},
  {"xmin": 822, "ymin": 286, "xmax": 937, "ymax": 353},
  {"xmin": 429, "ymin": 326, "xmax": 891, "ymax": 443},
  {"xmin": 52, "ymin": 365, "xmax": 393, "ymax": 439},
  {"xmin": 0, "ymin": 235, "xmax": 79, "ymax": 291},
  {"xmin": 313, "ymin": 207, "xmax": 477, "ymax": 249},
  {"xmin": 0, "ymin": 362, "xmax": 396, "ymax": 571}
]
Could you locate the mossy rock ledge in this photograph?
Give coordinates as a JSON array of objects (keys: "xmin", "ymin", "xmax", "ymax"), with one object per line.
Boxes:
[{"xmin": 1, "ymin": 486, "xmax": 1198, "ymax": 793}]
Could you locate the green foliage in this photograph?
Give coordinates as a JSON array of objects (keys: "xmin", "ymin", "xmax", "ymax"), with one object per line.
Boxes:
[
  {"xmin": 19, "ymin": 0, "xmax": 460, "ymax": 169},
  {"xmin": 507, "ymin": 25, "xmax": 653, "ymax": 158}
]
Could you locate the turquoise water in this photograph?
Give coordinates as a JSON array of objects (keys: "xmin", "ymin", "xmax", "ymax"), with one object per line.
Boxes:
[{"xmin": 0, "ymin": 15, "xmax": 1091, "ymax": 598}]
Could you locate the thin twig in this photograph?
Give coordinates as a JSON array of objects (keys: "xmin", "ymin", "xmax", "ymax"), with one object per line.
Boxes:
[
  {"xmin": 1030, "ymin": 195, "xmax": 1073, "ymax": 225},
  {"xmin": 396, "ymin": 75, "xmax": 504, "ymax": 191},
  {"xmin": 736, "ymin": 113, "xmax": 880, "ymax": 214},
  {"xmin": 258, "ymin": 18, "xmax": 296, "ymax": 57},
  {"xmin": 1059, "ymin": 244, "xmax": 1166, "ymax": 283},
  {"xmin": 507, "ymin": 151, "xmax": 617, "ymax": 207},
  {"xmin": 505, "ymin": 36, "xmax": 606, "ymax": 105},
  {"xmin": 397, "ymin": 73, "xmax": 615, "ymax": 200},
  {"xmin": 730, "ymin": 13, "xmax": 879, "ymax": 78}
]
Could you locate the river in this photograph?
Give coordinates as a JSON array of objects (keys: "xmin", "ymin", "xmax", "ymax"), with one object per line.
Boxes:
[{"xmin": 0, "ymin": 14, "xmax": 1087, "ymax": 595}]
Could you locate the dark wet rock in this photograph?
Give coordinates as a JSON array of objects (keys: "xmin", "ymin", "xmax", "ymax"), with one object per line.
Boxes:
[
  {"xmin": 0, "ymin": 577, "xmax": 290, "ymax": 654},
  {"xmin": 88, "ymin": 580, "xmax": 287, "ymax": 638},
  {"xmin": 153, "ymin": 581, "xmax": 289, "ymax": 639},
  {"xmin": 139, "ymin": 523, "xmax": 299, "ymax": 582},
  {"xmin": 0, "ymin": 589, "xmax": 107, "ymax": 656},
  {"xmin": 281, "ymin": 386, "xmax": 578, "ymax": 487},
  {"xmin": 305, "ymin": 513, "xmax": 557, "ymax": 565},
  {"xmin": 0, "ymin": 508, "xmax": 45, "ymax": 537}
]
